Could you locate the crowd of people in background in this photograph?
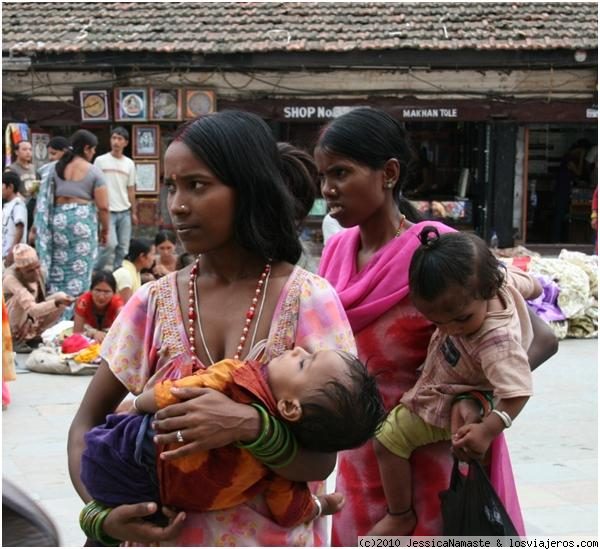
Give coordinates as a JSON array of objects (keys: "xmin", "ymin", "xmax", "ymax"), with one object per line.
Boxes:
[
  {"xmin": 1, "ymin": 126, "xmax": 186, "ymax": 406},
  {"xmin": 1, "ymin": 107, "xmax": 580, "ymax": 547}
]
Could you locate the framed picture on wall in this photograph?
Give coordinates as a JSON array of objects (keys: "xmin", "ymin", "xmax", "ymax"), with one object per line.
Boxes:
[
  {"xmin": 149, "ymin": 88, "xmax": 182, "ymax": 121},
  {"xmin": 137, "ymin": 197, "xmax": 160, "ymax": 226},
  {"xmin": 80, "ymin": 90, "xmax": 110, "ymax": 122},
  {"xmin": 184, "ymin": 89, "xmax": 216, "ymax": 119},
  {"xmin": 135, "ymin": 160, "xmax": 159, "ymax": 195},
  {"xmin": 114, "ymin": 88, "xmax": 148, "ymax": 122},
  {"xmin": 31, "ymin": 132, "xmax": 50, "ymax": 163},
  {"xmin": 132, "ymin": 124, "xmax": 160, "ymax": 158}
]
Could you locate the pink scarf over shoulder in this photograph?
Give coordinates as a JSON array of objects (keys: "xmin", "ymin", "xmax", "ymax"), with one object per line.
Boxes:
[{"xmin": 319, "ymin": 220, "xmax": 454, "ymax": 333}]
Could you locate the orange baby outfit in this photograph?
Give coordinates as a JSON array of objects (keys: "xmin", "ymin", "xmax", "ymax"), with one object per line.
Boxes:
[{"xmin": 154, "ymin": 358, "xmax": 315, "ymax": 527}]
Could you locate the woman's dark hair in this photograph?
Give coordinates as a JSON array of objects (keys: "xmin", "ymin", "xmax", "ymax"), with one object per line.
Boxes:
[
  {"xmin": 90, "ymin": 270, "xmax": 117, "ymax": 293},
  {"xmin": 290, "ymin": 352, "xmax": 386, "ymax": 453},
  {"xmin": 56, "ymin": 129, "xmax": 98, "ymax": 179},
  {"xmin": 409, "ymin": 226, "xmax": 505, "ymax": 302},
  {"xmin": 48, "ymin": 136, "xmax": 69, "ymax": 151},
  {"xmin": 173, "ymin": 111, "xmax": 302, "ymax": 264},
  {"xmin": 277, "ymin": 142, "xmax": 319, "ymax": 227},
  {"xmin": 316, "ymin": 107, "xmax": 421, "ymax": 222},
  {"xmin": 154, "ymin": 230, "xmax": 177, "ymax": 247},
  {"xmin": 125, "ymin": 239, "xmax": 152, "ymax": 262}
]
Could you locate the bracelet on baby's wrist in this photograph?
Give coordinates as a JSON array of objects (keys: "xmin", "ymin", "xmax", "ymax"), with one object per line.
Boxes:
[
  {"xmin": 490, "ymin": 408, "xmax": 513, "ymax": 429},
  {"xmin": 452, "ymin": 390, "xmax": 494, "ymax": 417}
]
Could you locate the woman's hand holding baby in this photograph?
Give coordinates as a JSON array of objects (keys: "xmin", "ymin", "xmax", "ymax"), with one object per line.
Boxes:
[
  {"xmin": 152, "ymin": 387, "xmax": 260, "ymax": 460},
  {"xmin": 102, "ymin": 502, "xmax": 185, "ymax": 544}
]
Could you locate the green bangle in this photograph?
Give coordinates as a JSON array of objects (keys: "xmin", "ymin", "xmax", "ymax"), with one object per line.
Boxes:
[
  {"xmin": 251, "ymin": 414, "xmax": 283, "ymax": 455},
  {"xmin": 236, "ymin": 403, "xmax": 271, "ymax": 450},
  {"xmin": 452, "ymin": 391, "xmax": 494, "ymax": 416},
  {"xmin": 268, "ymin": 430, "xmax": 299, "ymax": 469},
  {"xmin": 255, "ymin": 420, "xmax": 290, "ymax": 463},
  {"xmin": 79, "ymin": 500, "xmax": 120, "ymax": 547},
  {"xmin": 236, "ymin": 404, "xmax": 299, "ymax": 468}
]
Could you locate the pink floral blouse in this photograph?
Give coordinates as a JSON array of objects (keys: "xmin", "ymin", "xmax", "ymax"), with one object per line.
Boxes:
[{"xmin": 101, "ymin": 266, "xmax": 356, "ymax": 546}]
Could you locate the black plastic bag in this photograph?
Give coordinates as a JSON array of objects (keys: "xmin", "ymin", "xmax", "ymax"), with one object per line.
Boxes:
[{"xmin": 439, "ymin": 458, "xmax": 519, "ymax": 536}]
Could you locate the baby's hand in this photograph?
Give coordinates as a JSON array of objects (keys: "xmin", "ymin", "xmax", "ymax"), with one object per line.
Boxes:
[{"xmin": 452, "ymin": 422, "xmax": 495, "ymax": 461}]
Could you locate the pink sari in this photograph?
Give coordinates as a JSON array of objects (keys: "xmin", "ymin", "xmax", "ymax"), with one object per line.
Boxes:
[
  {"xmin": 319, "ymin": 221, "xmax": 525, "ymax": 545},
  {"xmin": 101, "ymin": 266, "xmax": 356, "ymax": 546}
]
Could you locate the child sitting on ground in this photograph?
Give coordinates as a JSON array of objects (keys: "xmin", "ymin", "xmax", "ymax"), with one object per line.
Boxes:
[
  {"xmin": 369, "ymin": 226, "xmax": 542, "ymax": 536},
  {"xmin": 81, "ymin": 346, "xmax": 385, "ymax": 527}
]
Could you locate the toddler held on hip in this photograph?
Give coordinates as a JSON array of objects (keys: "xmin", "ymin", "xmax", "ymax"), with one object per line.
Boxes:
[{"xmin": 370, "ymin": 226, "xmax": 541, "ymax": 536}]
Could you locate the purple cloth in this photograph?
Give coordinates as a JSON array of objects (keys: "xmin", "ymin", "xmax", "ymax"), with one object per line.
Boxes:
[
  {"xmin": 526, "ymin": 275, "xmax": 566, "ymax": 323},
  {"xmin": 81, "ymin": 413, "xmax": 160, "ymax": 507}
]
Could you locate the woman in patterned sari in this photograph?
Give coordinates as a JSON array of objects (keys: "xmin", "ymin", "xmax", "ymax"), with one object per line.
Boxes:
[
  {"xmin": 316, "ymin": 108, "xmax": 558, "ymax": 544},
  {"xmin": 67, "ymin": 111, "xmax": 355, "ymax": 546},
  {"xmin": 35, "ymin": 130, "xmax": 109, "ymax": 315}
]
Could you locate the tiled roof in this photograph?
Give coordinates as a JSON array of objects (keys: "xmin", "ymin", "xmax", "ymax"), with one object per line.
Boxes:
[{"xmin": 2, "ymin": 2, "xmax": 597, "ymax": 55}]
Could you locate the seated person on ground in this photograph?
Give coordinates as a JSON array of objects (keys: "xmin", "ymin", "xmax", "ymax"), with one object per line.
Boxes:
[
  {"xmin": 81, "ymin": 347, "xmax": 386, "ymax": 527},
  {"xmin": 73, "ymin": 271, "xmax": 123, "ymax": 344},
  {"xmin": 152, "ymin": 230, "xmax": 179, "ymax": 278},
  {"xmin": 3, "ymin": 244, "xmax": 74, "ymax": 353}
]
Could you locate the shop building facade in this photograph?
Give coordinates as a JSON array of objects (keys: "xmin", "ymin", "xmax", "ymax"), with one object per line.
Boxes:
[{"xmin": 3, "ymin": 2, "xmax": 597, "ymax": 247}]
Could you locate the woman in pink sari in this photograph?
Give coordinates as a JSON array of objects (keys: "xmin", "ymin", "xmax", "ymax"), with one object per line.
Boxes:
[
  {"xmin": 316, "ymin": 108, "xmax": 557, "ymax": 545},
  {"xmin": 68, "ymin": 111, "xmax": 355, "ymax": 546}
]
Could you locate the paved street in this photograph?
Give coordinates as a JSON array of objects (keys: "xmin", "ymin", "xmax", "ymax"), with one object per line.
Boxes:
[{"xmin": 2, "ymin": 338, "xmax": 597, "ymax": 546}]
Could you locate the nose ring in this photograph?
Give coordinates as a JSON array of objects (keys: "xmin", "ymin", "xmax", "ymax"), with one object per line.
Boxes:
[
  {"xmin": 328, "ymin": 188, "xmax": 338, "ymax": 197},
  {"xmin": 178, "ymin": 204, "xmax": 187, "ymax": 211}
]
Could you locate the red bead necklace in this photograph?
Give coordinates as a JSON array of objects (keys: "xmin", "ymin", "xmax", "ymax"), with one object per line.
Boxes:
[{"xmin": 187, "ymin": 257, "xmax": 272, "ymax": 363}]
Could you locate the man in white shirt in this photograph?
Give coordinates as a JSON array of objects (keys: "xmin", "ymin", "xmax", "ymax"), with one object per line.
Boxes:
[
  {"xmin": 2, "ymin": 171, "xmax": 27, "ymax": 267},
  {"xmin": 93, "ymin": 127, "xmax": 138, "ymax": 270}
]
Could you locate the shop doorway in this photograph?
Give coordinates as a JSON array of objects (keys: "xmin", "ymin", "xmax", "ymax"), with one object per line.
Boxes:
[
  {"xmin": 403, "ymin": 121, "xmax": 486, "ymax": 235},
  {"xmin": 525, "ymin": 124, "xmax": 597, "ymax": 245}
]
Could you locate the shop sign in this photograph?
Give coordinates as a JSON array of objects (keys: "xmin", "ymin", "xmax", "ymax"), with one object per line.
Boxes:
[
  {"xmin": 401, "ymin": 107, "xmax": 458, "ymax": 119},
  {"xmin": 283, "ymin": 105, "xmax": 358, "ymax": 119}
]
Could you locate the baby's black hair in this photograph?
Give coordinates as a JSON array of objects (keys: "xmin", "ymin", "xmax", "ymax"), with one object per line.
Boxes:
[
  {"xmin": 290, "ymin": 352, "xmax": 386, "ymax": 453},
  {"xmin": 409, "ymin": 226, "xmax": 505, "ymax": 302}
]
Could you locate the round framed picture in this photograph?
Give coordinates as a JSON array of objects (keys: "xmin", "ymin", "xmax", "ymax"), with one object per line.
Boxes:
[
  {"xmin": 150, "ymin": 89, "xmax": 182, "ymax": 121},
  {"xmin": 185, "ymin": 90, "xmax": 216, "ymax": 119},
  {"xmin": 79, "ymin": 90, "xmax": 109, "ymax": 121},
  {"xmin": 122, "ymin": 94, "xmax": 143, "ymax": 116},
  {"xmin": 115, "ymin": 88, "xmax": 147, "ymax": 121}
]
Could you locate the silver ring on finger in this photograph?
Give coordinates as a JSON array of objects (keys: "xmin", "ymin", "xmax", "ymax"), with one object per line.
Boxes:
[{"xmin": 176, "ymin": 429, "xmax": 184, "ymax": 443}]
